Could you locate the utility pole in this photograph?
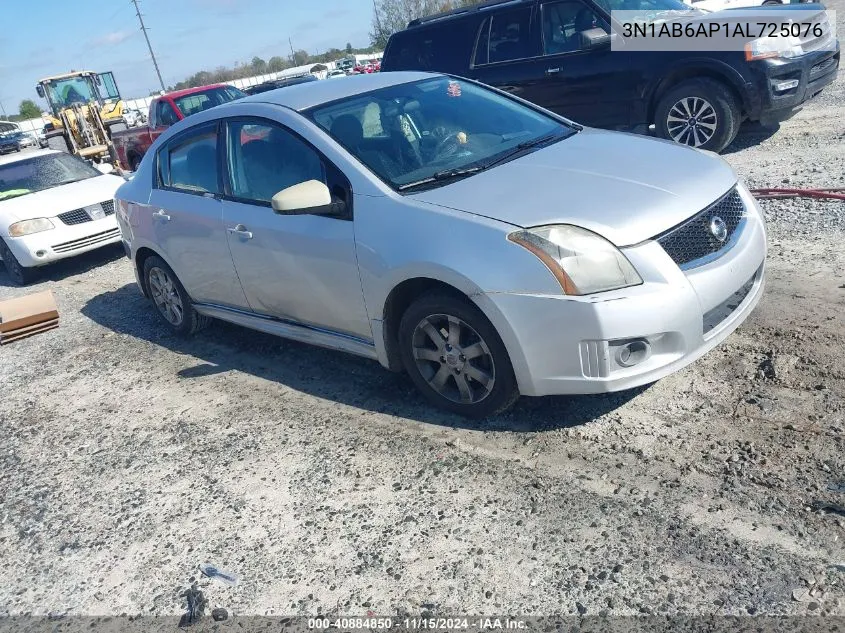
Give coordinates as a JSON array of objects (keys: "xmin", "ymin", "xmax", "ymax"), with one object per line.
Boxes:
[
  {"xmin": 131, "ymin": 0, "xmax": 166, "ymax": 92},
  {"xmin": 0, "ymin": 100, "xmax": 7, "ymax": 120},
  {"xmin": 289, "ymin": 38, "xmax": 297, "ymax": 66}
]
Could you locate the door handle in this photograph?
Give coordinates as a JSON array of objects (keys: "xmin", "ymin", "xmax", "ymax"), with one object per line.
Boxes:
[
  {"xmin": 227, "ymin": 224, "xmax": 253, "ymax": 239},
  {"xmin": 546, "ymin": 67, "xmax": 562, "ymax": 75},
  {"xmin": 152, "ymin": 210, "xmax": 171, "ymax": 222}
]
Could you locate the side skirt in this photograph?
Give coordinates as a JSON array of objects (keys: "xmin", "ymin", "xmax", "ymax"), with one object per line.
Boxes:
[{"xmin": 193, "ymin": 303, "xmax": 379, "ymax": 360}]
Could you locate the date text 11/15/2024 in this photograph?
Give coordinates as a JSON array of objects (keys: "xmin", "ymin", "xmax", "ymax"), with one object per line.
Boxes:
[{"xmin": 308, "ymin": 618, "xmax": 528, "ymax": 630}]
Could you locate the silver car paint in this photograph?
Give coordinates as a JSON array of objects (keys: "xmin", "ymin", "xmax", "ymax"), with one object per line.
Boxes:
[
  {"xmin": 412, "ymin": 129, "xmax": 738, "ymax": 246},
  {"xmin": 116, "ymin": 74, "xmax": 767, "ymax": 397}
]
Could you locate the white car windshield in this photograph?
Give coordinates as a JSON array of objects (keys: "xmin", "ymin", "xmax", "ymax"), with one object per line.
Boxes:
[
  {"xmin": 0, "ymin": 154, "xmax": 102, "ymax": 201},
  {"xmin": 307, "ymin": 77, "xmax": 577, "ymax": 192}
]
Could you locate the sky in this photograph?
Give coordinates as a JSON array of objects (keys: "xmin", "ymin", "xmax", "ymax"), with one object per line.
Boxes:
[{"xmin": 0, "ymin": 0, "xmax": 376, "ymax": 116}]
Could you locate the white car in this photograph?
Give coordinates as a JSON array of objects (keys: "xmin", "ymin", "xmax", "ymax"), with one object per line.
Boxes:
[
  {"xmin": 327, "ymin": 69, "xmax": 347, "ymax": 79},
  {"xmin": 17, "ymin": 134, "xmax": 37, "ymax": 149},
  {"xmin": 0, "ymin": 150, "xmax": 125, "ymax": 285}
]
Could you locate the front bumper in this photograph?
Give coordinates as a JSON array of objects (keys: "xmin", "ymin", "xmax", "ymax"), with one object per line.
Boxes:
[
  {"xmin": 4, "ymin": 216, "xmax": 121, "ymax": 268},
  {"xmin": 749, "ymin": 44, "xmax": 840, "ymax": 124},
  {"xmin": 483, "ymin": 187, "xmax": 767, "ymax": 397}
]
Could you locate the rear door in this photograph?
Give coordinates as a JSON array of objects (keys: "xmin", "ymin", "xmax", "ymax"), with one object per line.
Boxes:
[{"xmin": 147, "ymin": 121, "xmax": 249, "ymax": 308}]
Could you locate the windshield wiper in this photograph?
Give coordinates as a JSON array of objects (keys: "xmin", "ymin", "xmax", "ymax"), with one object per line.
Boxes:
[
  {"xmin": 397, "ymin": 166, "xmax": 484, "ymax": 192},
  {"xmin": 481, "ymin": 132, "xmax": 570, "ymax": 171}
]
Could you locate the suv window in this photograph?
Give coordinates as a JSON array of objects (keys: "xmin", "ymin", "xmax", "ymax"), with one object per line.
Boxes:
[
  {"xmin": 226, "ymin": 121, "xmax": 326, "ymax": 204},
  {"xmin": 156, "ymin": 100, "xmax": 179, "ymax": 126},
  {"xmin": 390, "ymin": 23, "xmax": 467, "ymax": 71},
  {"xmin": 159, "ymin": 124, "xmax": 220, "ymax": 194},
  {"xmin": 481, "ymin": 6, "xmax": 534, "ymax": 64},
  {"xmin": 541, "ymin": 1, "xmax": 607, "ymax": 55}
]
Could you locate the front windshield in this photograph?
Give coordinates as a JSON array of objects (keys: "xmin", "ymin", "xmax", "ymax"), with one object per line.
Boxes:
[
  {"xmin": 308, "ymin": 77, "xmax": 574, "ymax": 191},
  {"xmin": 0, "ymin": 154, "xmax": 102, "ymax": 201},
  {"xmin": 45, "ymin": 76, "xmax": 97, "ymax": 110},
  {"xmin": 173, "ymin": 86, "xmax": 247, "ymax": 117}
]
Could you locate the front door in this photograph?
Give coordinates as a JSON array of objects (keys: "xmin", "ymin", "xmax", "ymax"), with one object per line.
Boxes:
[
  {"xmin": 220, "ymin": 119, "xmax": 371, "ymax": 340},
  {"xmin": 148, "ymin": 121, "xmax": 249, "ymax": 308}
]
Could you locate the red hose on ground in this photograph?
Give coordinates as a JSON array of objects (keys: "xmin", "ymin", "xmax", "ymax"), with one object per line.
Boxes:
[{"xmin": 750, "ymin": 187, "xmax": 845, "ymax": 200}]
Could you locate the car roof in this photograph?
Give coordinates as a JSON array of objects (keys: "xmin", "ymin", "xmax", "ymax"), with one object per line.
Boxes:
[
  {"xmin": 241, "ymin": 71, "xmax": 438, "ymax": 112},
  {"xmin": 0, "ymin": 149, "xmax": 59, "ymax": 167},
  {"xmin": 164, "ymin": 84, "xmax": 232, "ymax": 100}
]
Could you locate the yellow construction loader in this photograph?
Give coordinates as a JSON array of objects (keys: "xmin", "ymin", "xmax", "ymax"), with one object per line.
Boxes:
[{"xmin": 35, "ymin": 71, "xmax": 128, "ymax": 164}]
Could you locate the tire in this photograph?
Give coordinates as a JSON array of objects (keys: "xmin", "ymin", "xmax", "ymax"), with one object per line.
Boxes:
[
  {"xmin": 46, "ymin": 134, "xmax": 71, "ymax": 153},
  {"xmin": 142, "ymin": 255, "xmax": 209, "ymax": 336},
  {"xmin": 128, "ymin": 153, "xmax": 141, "ymax": 172},
  {"xmin": 108, "ymin": 122, "xmax": 128, "ymax": 136},
  {"xmin": 398, "ymin": 291, "xmax": 519, "ymax": 418},
  {"xmin": 0, "ymin": 238, "xmax": 38, "ymax": 286},
  {"xmin": 655, "ymin": 79, "xmax": 740, "ymax": 153}
]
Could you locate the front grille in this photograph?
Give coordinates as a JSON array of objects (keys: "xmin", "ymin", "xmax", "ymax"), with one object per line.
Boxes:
[
  {"xmin": 52, "ymin": 228, "xmax": 120, "ymax": 253},
  {"xmin": 655, "ymin": 188, "xmax": 744, "ymax": 268},
  {"xmin": 57, "ymin": 201, "xmax": 116, "ymax": 226}
]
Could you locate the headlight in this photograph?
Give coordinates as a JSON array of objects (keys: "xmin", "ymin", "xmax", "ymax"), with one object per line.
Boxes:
[
  {"xmin": 8, "ymin": 218, "xmax": 55, "ymax": 237},
  {"xmin": 745, "ymin": 36, "xmax": 803, "ymax": 61},
  {"xmin": 508, "ymin": 225, "xmax": 642, "ymax": 295}
]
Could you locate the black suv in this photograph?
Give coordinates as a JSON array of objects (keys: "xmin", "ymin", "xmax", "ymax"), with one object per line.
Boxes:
[{"xmin": 381, "ymin": 0, "xmax": 839, "ymax": 151}]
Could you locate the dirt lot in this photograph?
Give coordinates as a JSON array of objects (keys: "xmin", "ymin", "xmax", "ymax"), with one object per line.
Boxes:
[{"xmin": 1, "ymin": 68, "xmax": 844, "ymax": 619}]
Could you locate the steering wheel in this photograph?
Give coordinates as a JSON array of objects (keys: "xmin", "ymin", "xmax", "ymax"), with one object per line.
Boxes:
[{"xmin": 434, "ymin": 132, "xmax": 466, "ymax": 160}]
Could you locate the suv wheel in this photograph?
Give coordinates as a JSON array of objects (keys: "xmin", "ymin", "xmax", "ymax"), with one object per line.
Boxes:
[
  {"xmin": 398, "ymin": 292, "xmax": 519, "ymax": 418},
  {"xmin": 142, "ymin": 255, "xmax": 209, "ymax": 335},
  {"xmin": 0, "ymin": 238, "xmax": 37, "ymax": 286},
  {"xmin": 655, "ymin": 79, "xmax": 740, "ymax": 152}
]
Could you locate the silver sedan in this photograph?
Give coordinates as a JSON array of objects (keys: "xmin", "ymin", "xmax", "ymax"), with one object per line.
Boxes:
[{"xmin": 114, "ymin": 72, "xmax": 766, "ymax": 417}]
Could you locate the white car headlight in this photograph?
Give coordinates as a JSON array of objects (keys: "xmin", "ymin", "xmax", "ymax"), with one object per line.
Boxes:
[
  {"xmin": 745, "ymin": 35, "xmax": 803, "ymax": 61},
  {"xmin": 509, "ymin": 224, "xmax": 642, "ymax": 295},
  {"xmin": 8, "ymin": 218, "xmax": 55, "ymax": 237}
]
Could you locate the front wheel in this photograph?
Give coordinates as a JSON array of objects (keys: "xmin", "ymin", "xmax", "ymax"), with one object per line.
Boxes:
[
  {"xmin": 142, "ymin": 255, "xmax": 209, "ymax": 336},
  {"xmin": 398, "ymin": 292, "xmax": 519, "ymax": 418},
  {"xmin": 0, "ymin": 238, "xmax": 38, "ymax": 286},
  {"xmin": 654, "ymin": 79, "xmax": 740, "ymax": 152}
]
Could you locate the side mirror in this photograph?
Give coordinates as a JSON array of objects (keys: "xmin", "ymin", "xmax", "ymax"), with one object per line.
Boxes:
[
  {"xmin": 580, "ymin": 28, "xmax": 611, "ymax": 49},
  {"xmin": 271, "ymin": 180, "xmax": 347, "ymax": 217},
  {"xmin": 36, "ymin": 85, "xmax": 45, "ymax": 99}
]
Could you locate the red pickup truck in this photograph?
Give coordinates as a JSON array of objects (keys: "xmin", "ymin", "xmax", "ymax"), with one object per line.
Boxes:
[{"xmin": 113, "ymin": 84, "xmax": 246, "ymax": 171}]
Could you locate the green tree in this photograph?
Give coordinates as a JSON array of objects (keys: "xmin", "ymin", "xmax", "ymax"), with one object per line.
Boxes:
[
  {"xmin": 268, "ymin": 56, "xmax": 287, "ymax": 72},
  {"xmin": 346, "ymin": 42, "xmax": 353, "ymax": 53},
  {"xmin": 250, "ymin": 56, "xmax": 267, "ymax": 74},
  {"xmin": 370, "ymin": 0, "xmax": 483, "ymax": 48},
  {"xmin": 19, "ymin": 99, "xmax": 41, "ymax": 119}
]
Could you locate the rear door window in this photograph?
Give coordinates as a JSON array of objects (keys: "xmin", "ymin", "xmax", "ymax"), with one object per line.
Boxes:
[
  {"xmin": 485, "ymin": 6, "xmax": 536, "ymax": 64},
  {"xmin": 157, "ymin": 123, "xmax": 221, "ymax": 195}
]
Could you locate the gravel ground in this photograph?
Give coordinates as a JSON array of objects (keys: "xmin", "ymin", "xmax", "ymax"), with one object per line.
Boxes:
[{"xmin": 1, "ymin": 53, "xmax": 844, "ymax": 620}]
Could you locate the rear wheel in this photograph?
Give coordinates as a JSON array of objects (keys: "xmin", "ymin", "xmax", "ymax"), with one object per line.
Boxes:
[
  {"xmin": 398, "ymin": 292, "xmax": 519, "ymax": 418},
  {"xmin": 142, "ymin": 255, "xmax": 209, "ymax": 336},
  {"xmin": 0, "ymin": 238, "xmax": 38, "ymax": 286},
  {"xmin": 655, "ymin": 79, "xmax": 740, "ymax": 152}
]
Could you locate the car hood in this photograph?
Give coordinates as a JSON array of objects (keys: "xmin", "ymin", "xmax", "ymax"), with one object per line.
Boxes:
[
  {"xmin": 1, "ymin": 174, "xmax": 124, "ymax": 224},
  {"xmin": 411, "ymin": 128, "xmax": 738, "ymax": 246}
]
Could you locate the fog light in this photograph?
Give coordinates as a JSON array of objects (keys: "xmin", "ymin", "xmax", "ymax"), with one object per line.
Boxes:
[
  {"xmin": 35, "ymin": 250, "xmax": 47, "ymax": 257},
  {"xmin": 773, "ymin": 79, "xmax": 799, "ymax": 92},
  {"xmin": 615, "ymin": 339, "xmax": 651, "ymax": 368}
]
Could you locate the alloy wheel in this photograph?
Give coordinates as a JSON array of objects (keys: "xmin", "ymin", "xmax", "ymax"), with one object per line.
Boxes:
[
  {"xmin": 148, "ymin": 266, "xmax": 184, "ymax": 326},
  {"xmin": 410, "ymin": 313, "xmax": 496, "ymax": 405},
  {"xmin": 666, "ymin": 97, "xmax": 718, "ymax": 147}
]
